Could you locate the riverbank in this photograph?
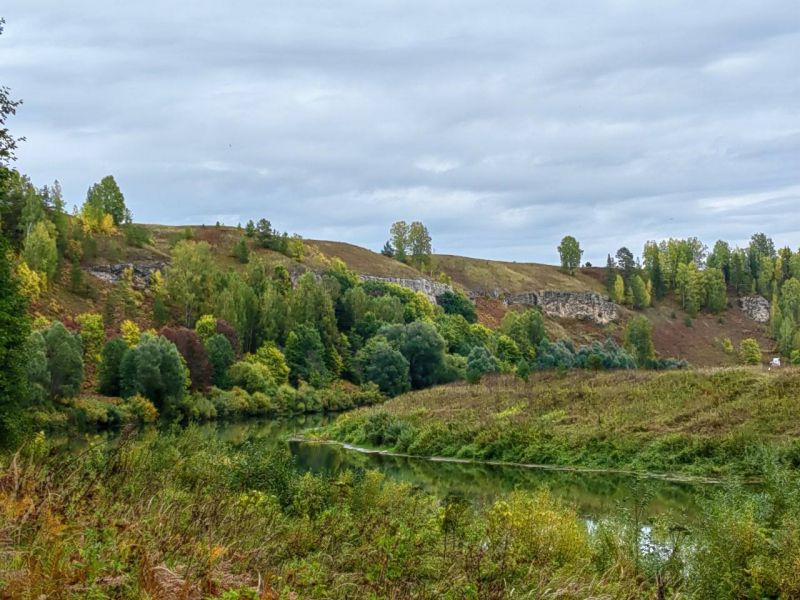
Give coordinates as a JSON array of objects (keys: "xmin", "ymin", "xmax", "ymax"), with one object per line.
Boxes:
[
  {"xmin": 317, "ymin": 368, "xmax": 800, "ymax": 478},
  {"xmin": 3, "ymin": 426, "xmax": 800, "ymax": 598}
]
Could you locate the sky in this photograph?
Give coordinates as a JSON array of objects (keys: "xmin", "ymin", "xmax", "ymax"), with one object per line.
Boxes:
[{"xmin": 1, "ymin": 1, "xmax": 799, "ymax": 264}]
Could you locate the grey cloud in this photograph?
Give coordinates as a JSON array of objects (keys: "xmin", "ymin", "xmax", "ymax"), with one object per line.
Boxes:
[{"xmin": 1, "ymin": 0, "xmax": 798, "ymax": 264}]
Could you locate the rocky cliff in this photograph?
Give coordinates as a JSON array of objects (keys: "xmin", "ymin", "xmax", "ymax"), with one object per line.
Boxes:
[
  {"xmin": 739, "ymin": 295, "xmax": 771, "ymax": 323},
  {"xmin": 506, "ymin": 290, "xmax": 618, "ymax": 324},
  {"xmin": 359, "ymin": 275, "xmax": 453, "ymax": 303},
  {"xmin": 87, "ymin": 261, "xmax": 165, "ymax": 288}
]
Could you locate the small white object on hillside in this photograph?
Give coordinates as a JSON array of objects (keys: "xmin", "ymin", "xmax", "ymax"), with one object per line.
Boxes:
[{"xmin": 770, "ymin": 357, "xmax": 781, "ymax": 369}]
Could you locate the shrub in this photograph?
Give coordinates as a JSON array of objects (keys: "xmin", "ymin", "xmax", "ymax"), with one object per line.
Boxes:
[
  {"xmin": 76, "ymin": 312, "xmax": 105, "ymax": 367},
  {"xmin": 250, "ymin": 342, "xmax": 290, "ymax": 385},
  {"xmin": 120, "ymin": 319, "xmax": 141, "ymax": 346},
  {"xmin": 194, "ymin": 314, "xmax": 217, "ymax": 343},
  {"xmin": 228, "ymin": 360, "xmax": 275, "ymax": 395},
  {"xmin": 624, "ymin": 316, "xmax": 655, "ymax": 367},
  {"xmin": 466, "ymin": 346, "xmax": 498, "ymax": 384},
  {"xmin": 122, "ymin": 223, "xmax": 152, "ymax": 247},
  {"xmin": 739, "ymin": 338, "xmax": 762, "ymax": 365},
  {"xmin": 436, "ymin": 290, "xmax": 477, "ymax": 323},
  {"xmin": 722, "ymin": 338, "xmax": 735, "ymax": 354},
  {"xmin": 791, "ymin": 350, "xmax": 800, "ymax": 365},
  {"xmin": 120, "ymin": 394, "xmax": 159, "ymax": 424},
  {"xmin": 25, "ymin": 332, "xmax": 50, "ymax": 404}
]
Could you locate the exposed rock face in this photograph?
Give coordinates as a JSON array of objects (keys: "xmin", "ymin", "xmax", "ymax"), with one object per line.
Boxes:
[
  {"xmin": 87, "ymin": 261, "xmax": 166, "ymax": 288},
  {"xmin": 506, "ymin": 290, "xmax": 618, "ymax": 324},
  {"xmin": 739, "ymin": 295, "xmax": 770, "ymax": 323},
  {"xmin": 359, "ymin": 275, "xmax": 453, "ymax": 303}
]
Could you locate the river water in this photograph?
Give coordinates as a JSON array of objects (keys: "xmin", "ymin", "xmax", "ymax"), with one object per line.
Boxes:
[{"xmin": 212, "ymin": 414, "xmax": 718, "ymax": 521}]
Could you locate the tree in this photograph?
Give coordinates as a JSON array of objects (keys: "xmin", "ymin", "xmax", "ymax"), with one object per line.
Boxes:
[
  {"xmin": 398, "ymin": 321, "xmax": 447, "ymax": 389},
  {"xmin": 289, "ymin": 272, "xmax": 339, "ymax": 363},
  {"xmin": 0, "ymin": 232, "xmax": 30, "ymax": 444},
  {"xmin": 730, "ymin": 250, "xmax": 753, "ymax": 296},
  {"xmin": 355, "ymin": 337, "xmax": 410, "ymax": 397},
  {"xmin": 84, "ymin": 175, "xmax": 130, "ymax": 226},
  {"xmin": 76, "ymin": 312, "xmax": 105, "ymax": 368},
  {"xmin": 630, "ymin": 274, "xmax": 650, "ymax": 309},
  {"xmin": 233, "ymin": 237, "xmax": 249, "ymax": 264},
  {"xmin": 389, "ymin": 221, "xmax": 409, "ymax": 263},
  {"xmin": 408, "ymin": 221, "xmax": 432, "ymax": 270},
  {"xmin": 500, "ymin": 308, "xmax": 545, "ymax": 361},
  {"xmin": 245, "ymin": 220, "xmax": 256, "ymax": 237},
  {"xmin": 0, "ymin": 19, "xmax": 23, "ymax": 165},
  {"xmin": 615, "ymin": 247, "xmax": 636, "ymax": 283},
  {"xmin": 251, "ymin": 342, "xmax": 290, "ymax": 386},
  {"xmin": 165, "ymin": 240, "xmax": 217, "ymax": 326},
  {"xmin": 160, "ymin": 326, "xmax": 212, "ymax": 392},
  {"xmin": 437, "ymin": 290, "xmax": 477, "ymax": 323},
  {"xmin": 466, "ymin": 346, "xmax": 498, "ymax": 384},
  {"xmin": 120, "ymin": 319, "xmax": 141, "ymax": 347},
  {"xmin": 738, "ymin": 338, "xmax": 762, "ymax": 365},
  {"xmin": 624, "ymin": 315, "xmax": 655, "ymax": 367},
  {"xmin": 25, "ymin": 331, "xmax": 50, "ymax": 404},
  {"xmin": 516, "ymin": 358, "xmax": 531, "ymax": 381},
  {"xmin": 97, "ymin": 337, "xmax": 129, "ymax": 396},
  {"xmin": 284, "ymin": 324, "xmax": 328, "ymax": 386},
  {"xmin": 604, "ymin": 255, "xmax": 617, "ymax": 296},
  {"xmin": 22, "ymin": 220, "xmax": 58, "ymax": 283},
  {"xmin": 612, "ymin": 274, "xmax": 625, "ymax": 304},
  {"xmin": 703, "ymin": 268, "xmax": 728, "ymax": 314},
  {"xmin": 206, "ymin": 334, "xmax": 235, "ymax": 388},
  {"xmin": 643, "ymin": 241, "xmax": 666, "ymax": 300},
  {"xmin": 381, "ymin": 241, "xmax": 394, "ymax": 257},
  {"xmin": 120, "ymin": 333, "xmax": 188, "ymax": 408},
  {"xmin": 43, "ymin": 321, "xmax": 84, "ymax": 399},
  {"xmin": 707, "ymin": 240, "xmax": 732, "ymax": 283},
  {"xmin": 777, "ymin": 315, "xmax": 797, "ymax": 357},
  {"xmin": 557, "ymin": 236, "xmax": 583, "ymax": 275}
]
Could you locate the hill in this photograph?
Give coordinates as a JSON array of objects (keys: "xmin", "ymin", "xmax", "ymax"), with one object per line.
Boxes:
[{"xmin": 33, "ymin": 223, "xmax": 772, "ymax": 368}]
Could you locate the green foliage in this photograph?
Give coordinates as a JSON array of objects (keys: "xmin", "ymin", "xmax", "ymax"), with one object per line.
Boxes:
[
  {"xmin": 284, "ymin": 324, "xmax": 329, "ymax": 386},
  {"xmin": 233, "ymin": 236, "xmax": 249, "ymax": 263},
  {"xmin": 0, "ymin": 232, "xmax": 32, "ymax": 444},
  {"xmin": 121, "ymin": 223, "xmax": 151, "ymax": 247},
  {"xmin": 206, "ymin": 334, "xmax": 235, "ymax": 388},
  {"xmin": 388, "ymin": 220, "xmax": 432, "ymax": 269},
  {"xmin": 97, "ymin": 337, "xmax": 128, "ymax": 396},
  {"xmin": 703, "ymin": 267, "xmax": 728, "ymax": 313},
  {"xmin": 22, "ymin": 220, "xmax": 57, "ymax": 283},
  {"xmin": 194, "ymin": 313, "xmax": 217, "ymax": 343},
  {"xmin": 516, "ymin": 358, "xmax": 531, "ymax": 381},
  {"xmin": 436, "ymin": 290, "xmax": 477, "ymax": 323},
  {"xmin": 75, "ymin": 312, "xmax": 104, "ymax": 367},
  {"xmin": 40, "ymin": 321, "xmax": 84, "ymax": 399},
  {"xmin": 166, "ymin": 240, "xmax": 217, "ymax": 326},
  {"xmin": 119, "ymin": 333, "xmax": 188, "ymax": 408},
  {"xmin": 466, "ymin": 346, "xmax": 498, "ymax": 384},
  {"xmin": 630, "ymin": 274, "xmax": 650, "ymax": 309},
  {"xmin": 500, "ymin": 308, "xmax": 545, "ymax": 361},
  {"xmin": 25, "ymin": 331, "xmax": 49, "ymax": 404},
  {"xmin": 84, "ymin": 175, "xmax": 130, "ymax": 226},
  {"xmin": 624, "ymin": 316, "xmax": 655, "ymax": 367},
  {"xmin": 355, "ymin": 336, "xmax": 410, "ymax": 397},
  {"xmin": 250, "ymin": 342, "xmax": 290, "ymax": 386},
  {"xmin": 393, "ymin": 321, "xmax": 447, "ymax": 389},
  {"xmin": 227, "ymin": 360, "xmax": 275, "ymax": 395},
  {"xmin": 738, "ymin": 338, "xmax": 762, "ymax": 365},
  {"xmin": 612, "ymin": 274, "xmax": 625, "ymax": 303},
  {"xmin": 557, "ymin": 235, "xmax": 583, "ymax": 275}
]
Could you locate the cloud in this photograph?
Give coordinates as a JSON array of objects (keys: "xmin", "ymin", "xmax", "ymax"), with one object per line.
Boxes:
[{"xmin": 1, "ymin": 0, "xmax": 798, "ymax": 264}]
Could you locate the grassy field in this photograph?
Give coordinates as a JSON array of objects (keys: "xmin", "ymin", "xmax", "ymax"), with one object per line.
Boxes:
[
  {"xmin": 4, "ymin": 427, "xmax": 800, "ymax": 598},
  {"xmin": 321, "ymin": 368, "xmax": 800, "ymax": 478}
]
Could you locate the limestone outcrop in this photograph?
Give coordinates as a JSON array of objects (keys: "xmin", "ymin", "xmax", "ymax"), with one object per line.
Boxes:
[
  {"xmin": 739, "ymin": 295, "xmax": 770, "ymax": 323},
  {"xmin": 87, "ymin": 261, "xmax": 165, "ymax": 288},
  {"xmin": 506, "ymin": 290, "xmax": 618, "ymax": 324},
  {"xmin": 359, "ymin": 275, "xmax": 453, "ymax": 303}
]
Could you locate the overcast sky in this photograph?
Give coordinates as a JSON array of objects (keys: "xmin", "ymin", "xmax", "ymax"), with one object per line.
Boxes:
[{"xmin": 2, "ymin": 1, "xmax": 799, "ymax": 263}]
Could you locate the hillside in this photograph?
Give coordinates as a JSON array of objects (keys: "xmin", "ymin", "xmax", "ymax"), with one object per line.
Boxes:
[{"xmin": 33, "ymin": 223, "xmax": 772, "ymax": 368}]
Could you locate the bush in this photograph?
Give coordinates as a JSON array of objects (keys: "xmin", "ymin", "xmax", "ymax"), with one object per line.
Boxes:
[
  {"xmin": 466, "ymin": 346, "xmax": 498, "ymax": 384},
  {"xmin": 122, "ymin": 224, "xmax": 152, "ymax": 247},
  {"xmin": 791, "ymin": 350, "xmax": 800, "ymax": 365},
  {"xmin": 250, "ymin": 342, "xmax": 290, "ymax": 385},
  {"xmin": 739, "ymin": 338, "xmax": 762, "ymax": 365},
  {"xmin": 160, "ymin": 326, "xmax": 212, "ymax": 391},
  {"xmin": 228, "ymin": 360, "xmax": 275, "ymax": 395},
  {"xmin": 355, "ymin": 336, "xmax": 410, "ymax": 397},
  {"xmin": 624, "ymin": 316, "xmax": 655, "ymax": 367},
  {"xmin": 120, "ymin": 394, "xmax": 159, "ymax": 424},
  {"xmin": 436, "ymin": 290, "xmax": 477, "ymax": 323}
]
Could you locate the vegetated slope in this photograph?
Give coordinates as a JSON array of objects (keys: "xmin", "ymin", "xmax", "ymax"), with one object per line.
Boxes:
[
  {"xmin": 307, "ymin": 239, "xmax": 423, "ymax": 278},
  {"xmin": 432, "ymin": 254, "xmax": 605, "ymax": 295},
  {"xmin": 323, "ymin": 368, "xmax": 800, "ymax": 478}
]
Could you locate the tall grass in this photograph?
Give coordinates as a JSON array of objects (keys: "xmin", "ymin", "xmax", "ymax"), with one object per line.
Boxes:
[{"xmin": 2, "ymin": 428, "xmax": 800, "ymax": 598}]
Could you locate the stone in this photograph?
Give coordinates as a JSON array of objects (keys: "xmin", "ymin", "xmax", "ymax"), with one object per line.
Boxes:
[
  {"xmin": 739, "ymin": 295, "xmax": 770, "ymax": 323},
  {"xmin": 506, "ymin": 290, "xmax": 618, "ymax": 324},
  {"xmin": 87, "ymin": 261, "xmax": 165, "ymax": 288},
  {"xmin": 359, "ymin": 275, "xmax": 453, "ymax": 303}
]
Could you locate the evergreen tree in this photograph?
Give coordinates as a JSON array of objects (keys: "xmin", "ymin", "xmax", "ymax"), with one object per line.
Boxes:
[
  {"xmin": 233, "ymin": 237, "xmax": 249, "ymax": 264},
  {"xmin": 206, "ymin": 333, "xmax": 235, "ymax": 388},
  {"xmin": 604, "ymin": 255, "xmax": 617, "ymax": 296},
  {"xmin": 0, "ymin": 233, "xmax": 31, "ymax": 445},
  {"xmin": 97, "ymin": 337, "xmax": 129, "ymax": 396},
  {"xmin": 43, "ymin": 321, "xmax": 84, "ymax": 399}
]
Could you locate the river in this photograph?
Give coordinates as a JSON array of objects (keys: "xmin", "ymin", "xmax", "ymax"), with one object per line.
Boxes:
[{"xmin": 211, "ymin": 414, "xmax": 718, "ymax": 522}]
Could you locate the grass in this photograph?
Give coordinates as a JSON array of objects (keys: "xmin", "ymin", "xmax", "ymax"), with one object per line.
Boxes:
[
  {"xmin": 4, "ymin": 427, "xmax": 800, "ymax": 598},
  {"xmin": 321, "ymin": 368, "xmax": 800, "ymax": 478}
]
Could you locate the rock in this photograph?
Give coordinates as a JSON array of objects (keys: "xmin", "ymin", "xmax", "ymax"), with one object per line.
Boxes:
[
  {"xmin": 506, "ymin": 290, "xmax": 618, "ymax": 324},
  {"xmin": 359, "ymin": 275, "xmax": 453, "ymax": 303},
  {"xmin": 739, "ymin": 295, "xmax": 770, "ymax": 323},
  {"xmin": 87, "ymin": 261, "xmax": 166, "ymax": 288}
]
